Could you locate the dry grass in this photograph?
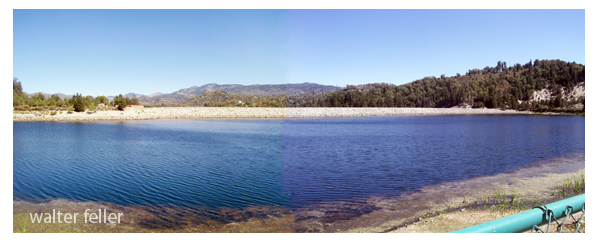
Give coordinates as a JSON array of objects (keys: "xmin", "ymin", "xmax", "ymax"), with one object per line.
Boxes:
[
  {"xmin": 391, "ymin": 209, "xmax": 584, "ymax": 233},
  {"xmin": 340, "ymin": 155, "xmax": 584, "ymax": 233},
  {"xmin": 391, "ymin": 170, "xmax": 585, "ymax": 233}
]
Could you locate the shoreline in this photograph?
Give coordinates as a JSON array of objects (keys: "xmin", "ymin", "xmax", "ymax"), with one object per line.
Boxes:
[
  {"xmin": 12, "ymin": 107, "xmax": 545, "ymax": 122},
  {"xmin": 13, "ymin": 154, "xmax": 585, "ymax": 233}
]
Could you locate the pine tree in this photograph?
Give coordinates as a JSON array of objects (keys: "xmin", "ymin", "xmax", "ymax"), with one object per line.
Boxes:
[{"xmin": 73, "ymin": 93, "xmax": 86, "ymax": 112}]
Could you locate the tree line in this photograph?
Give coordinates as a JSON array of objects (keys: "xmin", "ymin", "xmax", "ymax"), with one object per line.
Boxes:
[
  {"xmin": 289, "ymin": 59, "xmax": 584, "ymax": 112},
  {"xmin": 13, "ymin": 78, "xmax": 140, "ymax": 112},
  {"xmin": 184, "ymin": 90, "xmax": 288, "ymax": 107},
  {"xmin": 13, "ymin": 59, "xmax": 585, "ymax": 113}
]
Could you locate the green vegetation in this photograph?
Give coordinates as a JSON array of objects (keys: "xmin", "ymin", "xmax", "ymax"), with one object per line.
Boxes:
[
  {"xmin": 13, "ymin": 59, "xmax": 585, "ymax": 113},
  {"xmin": 289, "ymin": 59, "xmax": 585, "ymax": 113},
  {"xmin": 111, "ymin": 94, "xmax": 132, "ymax": 111},
  {"xmin": 16, "ymin": 212, "xmax": 28, "ymax": 233},
  {"xmin": 184, "ymin": 90, "xmax": 287, "ymax": 107},
  {"xmin": 131, "ymin": 95, "xmax": 140, "ymax": 105},
  {"xmin": 137, "ymin": 83, "xmax": 339, "ymax": 105},
  {"xmin": 13, "ymin": 77, "xmax": 27, "ymax": 106},
  {"xmin": 471, "ymin": 173, "xmax": 585, "ymax": 215},
  {"xmin": 12, "ymin": 79, "xmax": 135, "ymax": 112},
  {"xmin": 554, "ymin": 173, "xmax": 585, "ymax": 200},
  {"xmin": 72, "ymin": 93, "xmax": 86, "ymax": 112},
  {"xmin": 95, "ymin": 95, "xmax": 109, "ymax": 106},
  {"xmin": 88, "ymin": 103, "xmax": 96, "ymax": 112}
]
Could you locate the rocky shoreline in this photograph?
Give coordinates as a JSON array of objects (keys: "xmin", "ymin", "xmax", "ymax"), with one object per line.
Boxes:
[{"xmin": 13, "ymin": 107, "xmax": 528, "ymax": 122}]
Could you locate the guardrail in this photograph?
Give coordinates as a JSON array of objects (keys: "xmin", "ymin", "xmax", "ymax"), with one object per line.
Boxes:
[{"xmin": 452, "ymin": 194, "xmax": 584, "ymax": 233}]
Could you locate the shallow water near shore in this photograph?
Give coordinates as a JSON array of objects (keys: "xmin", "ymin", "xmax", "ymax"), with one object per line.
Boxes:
[
  {"xmin": 13, "ymin": 154, "xmax": 584, "ymax": 232},
  {"xmin": 13, "ymin": 115, "xmax": 584, "ymax": 231}
]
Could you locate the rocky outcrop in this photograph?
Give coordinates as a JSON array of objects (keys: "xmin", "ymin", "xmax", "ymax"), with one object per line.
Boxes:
[{"xmin": 531, "ymin": 82, "xmax": 585, "ymax": 102}]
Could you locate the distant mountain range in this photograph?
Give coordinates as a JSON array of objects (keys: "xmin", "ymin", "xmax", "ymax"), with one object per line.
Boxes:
[
  {"xmin": 26, "ymin": 92, "xmax": 145, "ymax": 101},
  {"xmin": 106, "ymin": 93, "xmax": 145, "ymax": 101},
  {"xmin": 136, "ymin": 83, "xmax": 340, "ymax": 105},
  {"xmin": 25, "ymin": 83, "xmax": 340, "ymax": 104},
  {"xmin": 26, "ymin": 92, "xmax": 71, "ymax": 100}
]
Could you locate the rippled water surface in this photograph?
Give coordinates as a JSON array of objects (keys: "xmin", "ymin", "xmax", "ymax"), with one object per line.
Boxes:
[{"xmin": 13, "ymin": 115, "xmax": 585, "ymax": 210}]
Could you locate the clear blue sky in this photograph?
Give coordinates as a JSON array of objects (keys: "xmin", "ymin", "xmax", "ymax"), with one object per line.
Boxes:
[{"xmin": 13, "ymin": 9, "xmax": 585, "ymax": 97}]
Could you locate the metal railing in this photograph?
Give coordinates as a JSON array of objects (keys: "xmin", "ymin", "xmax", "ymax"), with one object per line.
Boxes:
[{"xmin": 452, "ymin": 194, "xmax": 585, "ymax": 233}]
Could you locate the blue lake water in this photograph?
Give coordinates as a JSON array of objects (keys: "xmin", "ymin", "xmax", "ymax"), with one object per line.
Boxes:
[{"xmin": 13, "ymin": 115, "xmax": 585, "ymax": 210}]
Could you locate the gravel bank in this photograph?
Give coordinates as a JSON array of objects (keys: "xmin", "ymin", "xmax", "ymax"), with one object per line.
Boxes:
[{"xmin": 13, "ymin": 107, "xmax": 525, "ymax": 122}]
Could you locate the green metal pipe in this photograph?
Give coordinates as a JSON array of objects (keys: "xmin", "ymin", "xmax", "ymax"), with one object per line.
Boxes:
[{"xmin": 452, "ymin": 194, "xmax": 584, "ymax": 233}]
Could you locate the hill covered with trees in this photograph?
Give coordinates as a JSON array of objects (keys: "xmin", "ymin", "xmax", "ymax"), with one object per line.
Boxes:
[
  {"xmin": 183, "ymin": 90, "xmax": 287, "ymax": 107},
  {"xmin": 13, "ymin": 59, "xmax": 585, "ymax": 113},
  {"xmin": 288, "ymin": 59, "xmax": 584, "ymax": 113}
]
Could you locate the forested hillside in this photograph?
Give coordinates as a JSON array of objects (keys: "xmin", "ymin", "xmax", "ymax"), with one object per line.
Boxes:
[
  {"xmin": 13, "ymin": 59, "xmax": 585, "ymax": 113},
  {"xmin": 289, "ymin": 59, "xmax": 584, "ymax": 112},
  {"xmin": 183, "ymin": 90, "xmax": 287, "ymax": 107}
]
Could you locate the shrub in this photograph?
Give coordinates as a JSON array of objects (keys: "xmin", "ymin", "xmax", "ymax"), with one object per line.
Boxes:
[
  {"xmin": 50, "ymin": 111, "xmax": 57, "ymax": 116},
  {"xmin": 115, "ymin": 98, "xmax": 126, "ymax": 111},
  {"xmin": 88, "ymin": 103, "xmax": 96, "ymax": 112},
  {"xmin": 67, "ymin": 107, "xmax": 75, "ymax": 113}
]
